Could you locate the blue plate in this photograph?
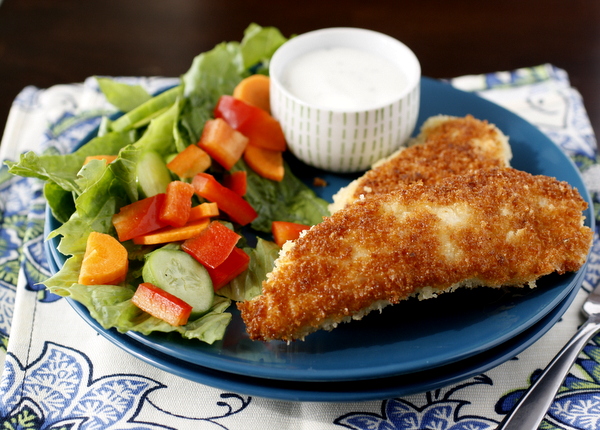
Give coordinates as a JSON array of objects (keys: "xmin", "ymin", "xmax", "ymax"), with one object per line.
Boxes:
[
  {"xmin": 44, "ymin": 241, "xmax": 585, "ymax": 401},
  {"xmin": 45, "ymin": 77, "xmax": 594, "ymax": 384}
]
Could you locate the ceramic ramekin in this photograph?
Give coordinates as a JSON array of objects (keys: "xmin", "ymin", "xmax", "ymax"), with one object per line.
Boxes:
[{"xmin": 270, "ymin": 27, "xmax": 421, "ymax": 173}]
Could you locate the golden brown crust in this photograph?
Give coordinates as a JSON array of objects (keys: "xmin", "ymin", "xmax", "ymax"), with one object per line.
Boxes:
[
  {"xmin": 330, "ymin": 115, "xmax": 512, "ymax": 212},
  {"xmin": 238, "ymin": 168, "xmax": 593, "ymax": 342}
]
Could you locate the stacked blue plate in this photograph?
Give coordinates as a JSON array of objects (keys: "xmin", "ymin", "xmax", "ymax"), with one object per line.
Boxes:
[{"xmin": 44, "ymin": 78, "xmax": 594, "ymax": 402}]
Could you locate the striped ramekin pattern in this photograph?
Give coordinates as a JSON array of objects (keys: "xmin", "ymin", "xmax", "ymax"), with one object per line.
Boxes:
[{"xmin": 272, "ymin": 83, "xmax": 420, "ymax": 173}]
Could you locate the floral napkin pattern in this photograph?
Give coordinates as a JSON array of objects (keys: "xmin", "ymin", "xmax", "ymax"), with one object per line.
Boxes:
[{"xmin": 0, "ymin": 65, "xmax": 598, "ymax": 429}]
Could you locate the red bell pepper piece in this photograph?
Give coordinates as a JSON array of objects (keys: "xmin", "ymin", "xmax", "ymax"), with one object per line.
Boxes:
[
  {"xmin": 192, "ymin": 173, "xmax": 257, "ymax": 226},
  {"xmin": 182, "ymin": 221, "xmax": 241, "ymax": 269},
  {"xmin": 198, "ymin": 118, "xmax": 249, "ymax": 170},
  {"xmin": 132, "ymin": 282, "xmax": 192, "ymax": 326},
  {"xmin": 159, "ymin": 181, "xmax": 195, "ymax": 227},
  {"xmin": 112, "ymin": 194, "xmax": 168, "ymax": 242},
  {"xmin": 223, "ymin": 171, "xmax": 247, "ymax": 196},
  {"xmin": 214, "ymin": 95, "xmax": 287, "ymax": 152},
  {"xmin": 206, "ymin": 247, "xmax": 250, "ymax": 290},
  {"xmin": 214, "ymin": 96, "xmax": 254, "ymax": 129}
]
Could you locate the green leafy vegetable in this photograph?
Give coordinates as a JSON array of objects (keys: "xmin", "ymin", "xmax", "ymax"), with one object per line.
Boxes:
[
  {"xmin": 111, "ymin": 85, "xmax": 183, "ymax": 132},
  {"xmin": 219, "ymin": 238, "xmax": 280, "ymax": 302},
  {"xmin": 240, "ymin": 23, "xmax": 288, "ymax": 71},
  {"xmin": 133, "ymin": 98, "xmax": 182, "ymax": 156},
  {"xmin": 43, "ymin": 181, "xmax": 75, "ymax": 224},
  {"xmin": 5, "ymin": 131, "xmax": 133, "ymax": 194},
  {"xmin": 232, "ymin": 159, "xmax": 330, "ymax": 232},
  {"xmin": 96, "ymin": 77, "xmax": 152, "ymax": 112},
  {"xmin": 179, "ymin": 42, "xmax": 243, "ymax": 143},
  {"xmin": 6, "ymin": 131, "xmax": 134, "ymax": 222}
]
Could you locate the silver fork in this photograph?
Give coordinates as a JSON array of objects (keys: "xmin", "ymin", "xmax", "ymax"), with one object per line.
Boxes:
[{"xmin": 497, "ymin": 282, "xmax": 600, "ymax": 430}]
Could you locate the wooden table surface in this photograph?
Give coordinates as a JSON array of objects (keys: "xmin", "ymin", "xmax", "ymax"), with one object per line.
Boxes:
[{"xmin": 1, "ymin": 0, "xmax": 599, "ymax": 141}]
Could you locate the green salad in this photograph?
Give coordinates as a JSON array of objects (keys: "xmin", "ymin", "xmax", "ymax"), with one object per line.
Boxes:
[{"xmin": 5, "ymin": 24, "xmax": 330, "ymax": 344}]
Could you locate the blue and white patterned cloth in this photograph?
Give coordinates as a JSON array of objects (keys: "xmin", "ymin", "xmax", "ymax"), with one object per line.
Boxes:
[{"xmin": 0, "ymin": 65, "xmax": 598, "ymax": 429}]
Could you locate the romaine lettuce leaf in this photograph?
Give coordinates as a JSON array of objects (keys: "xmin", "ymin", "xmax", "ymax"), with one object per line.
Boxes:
[
  {"xmin": 240, "ymin": 23, "xmax": 288, "ymax": 71},
  {"xmin": 96, "ymin": 77, "xmax": 152, "ymax": 112},
  {"xmin": 133, "ymin": 97, "xmax": 182, "ymax": 156},
  {"xmin": 219, "ymin": 238, "xmax": 280, "ymax": 302},
  {"xmin": 232, "ymin": 159, "xmax": 330, "ymax": 232},
  {"xmin": 179, "ymin": 42, "xmax": 243, "ymax": 143},
  {"xmin": 109, "ymin": 145, "xmax": 141, "ymax": 203},
  {"xmin": 5, "ymin": 131, "xmax": 133, "ymax": 194},
  {"xmin": 43, "ymin": 181, "xmax": 75, "ymax": 224},
  {"xmin": 110, "ymin": 85, "xmax": 183, "ymax": 132},
  {"xmin": 7, "ymin": 131, "xmax": 134, "ymax": 223},
  {"xmin": 46, "ymin": 146, "xmax": 135, "ymax": 255},
  {"xmin": 74, "ymin": 162, "xmax": 130, "ymax": 235}
]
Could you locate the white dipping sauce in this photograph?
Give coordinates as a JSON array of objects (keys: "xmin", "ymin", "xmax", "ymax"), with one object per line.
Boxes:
[{"xmin": 281, "ymin": 47, "xmax": 407, "ymax": 111}]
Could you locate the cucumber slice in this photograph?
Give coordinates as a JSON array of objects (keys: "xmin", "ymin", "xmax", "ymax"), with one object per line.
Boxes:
[
  {"xmin": 142, "ymin": 248, "xmax": 214, "ymax": 318},
  {"xmin": 136, "ymin": 150, "xmax": 172, "ymax": 198}
]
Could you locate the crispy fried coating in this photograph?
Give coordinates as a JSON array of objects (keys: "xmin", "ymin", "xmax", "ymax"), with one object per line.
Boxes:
[
  {"xmin": 330, "ymin": 115, "xmax": 512, "ymax": 212},
  {"xmin": 238, "ymin": 168, "xmax": 593, "ymax": 342}
]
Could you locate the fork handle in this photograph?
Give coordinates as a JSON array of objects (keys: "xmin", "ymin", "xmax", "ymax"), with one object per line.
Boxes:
[{"xmin": 497, "ymin": 313, "xmax": 600, "ymax": 430}]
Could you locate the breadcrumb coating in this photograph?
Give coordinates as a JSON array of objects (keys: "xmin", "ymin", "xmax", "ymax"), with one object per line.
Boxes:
[
  {"xmin": 238, "ymin": 168, "xmax": 593, "ymax": 342},
  {"xmin": 330, "ymin": 115, "xmax": 512, "ymax": 213}
]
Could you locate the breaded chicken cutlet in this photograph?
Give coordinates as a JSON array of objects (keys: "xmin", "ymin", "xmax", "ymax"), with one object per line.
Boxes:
[
  {"xmin": 238, "ymin": 168, "xmax": 593, "ymax": 342},
  {"xmin": 330, "ymin": 114, "xmax": 513, "ymax": 212}
]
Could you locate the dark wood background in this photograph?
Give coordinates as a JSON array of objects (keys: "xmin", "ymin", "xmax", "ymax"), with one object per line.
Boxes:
[{"xmin": 1, "ymin": 0, "xmax": 599, "ymax": 141}]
